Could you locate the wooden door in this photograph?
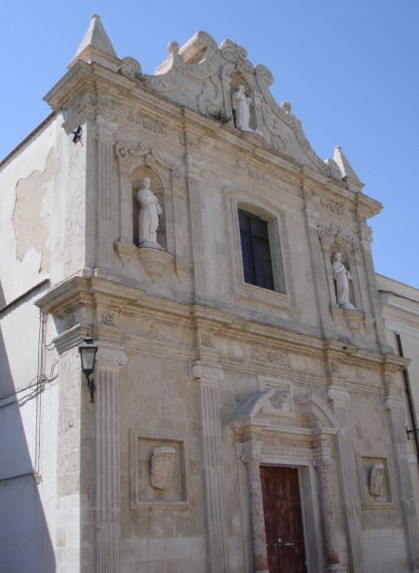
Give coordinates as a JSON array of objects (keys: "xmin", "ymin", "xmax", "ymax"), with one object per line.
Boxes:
[{"xmin": 260, "ymin": 466, "xmax": 307, "ymax": 573}]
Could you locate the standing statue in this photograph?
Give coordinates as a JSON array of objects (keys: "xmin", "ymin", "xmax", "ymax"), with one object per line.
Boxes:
[
  {"xmin": 232, "ymin": 85, "xmax": 252, "ymax": 131},
  {"xmin": 331, "ymin": 251, "xmax": 355, "ymax": 310},
  {"xmin": 137, "ymin": 177, "xmax": 163, "ymax": 248}
]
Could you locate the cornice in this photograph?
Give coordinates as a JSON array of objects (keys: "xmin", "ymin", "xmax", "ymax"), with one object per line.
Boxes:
[{"xmin": 35, "ymin": 274, "xmax": 403, "ymax": 370}]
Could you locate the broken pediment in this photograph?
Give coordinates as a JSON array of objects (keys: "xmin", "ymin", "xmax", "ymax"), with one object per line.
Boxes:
[
  {"xmin": 139, "ymin": 30, "xmax": 359, "ymax": 183},
  {"xmin": 67, "ymin": 17, "xmax": 362, "ymax": 186}
]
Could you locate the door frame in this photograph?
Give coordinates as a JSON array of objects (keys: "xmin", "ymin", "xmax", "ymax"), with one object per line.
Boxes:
[{"xmin": 230, "ymin": 387, "xmax": 341, "ymax": 573}]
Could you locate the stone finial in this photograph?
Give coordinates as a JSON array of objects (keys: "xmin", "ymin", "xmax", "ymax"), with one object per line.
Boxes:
[
  {"xmin": 69, "ymin": 14, "xmax": 119, "ymax": 70},
  {"xmin": 167, "ymin": 41, "xmax": 179, "ymax": 55},
  {"xmin": 333, "ymin": 145, "xmax": 363, "ymax": 191}
]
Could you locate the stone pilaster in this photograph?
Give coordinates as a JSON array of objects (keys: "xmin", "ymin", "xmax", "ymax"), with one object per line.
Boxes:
[
  {"xmin": 192, "ymin": 362, "xmax": 229, "ymax": 573},
  {"xmin": 302, "ymin": 193, "xmax": 334, "ymax": 335},
  {"xmin": 96, "ymin": 118, "xmax": 118, "ymax": 268},
  {"xmin": 116, "ymin": 162, "xmax": 134, "ymax": 246},
  {"xmin": 384, "ymin": 397, "xmax": 419, "ymax": 573},
  {"xmin": 94, "ymin": 344, "xmax": 127, "ymax": 573},
  {"xmin": 314, "ymin": 452, "xmax": 346, "ymax": 573},
  {"xmin": 187, "ymin": 173, "xmax": 207, "ymax": 294},
  {"xmin": 241, "ymin": 440, "xmax": 269, "ymax": 573},
  {"xmin": 327, "ymin": 387, "xmax": 364, "ymax": 573}
]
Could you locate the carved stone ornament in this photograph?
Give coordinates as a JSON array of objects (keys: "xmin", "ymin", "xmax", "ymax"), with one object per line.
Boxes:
[
  {"xmin": 262, "ymin": 384, "xmax": 294, "ymax": 416},
  {"xmin": 327, "ymin": 387, "xmax": 350, "ymax": 405},
  {"xmin": 118, "ymin": 56, "xmax": 142, "ymax": 79},
  {"xmin": 191, "ymin": 362, "xmax": 224, "ymax": 384},
  {"xmin": 150, "ymin": 446, "xmax": 176, "ymax": 491},
  {"xmin": 101, "ymin": 311, "xmax": 116, "ymax": 327},
  {"xmin": 135, "ymin": 30, "xmax": 358, "ymax": 180},
  {"xmin": 251, "ymin": 345, "xmax": 290, "ymax": 366},
  {"xmin": 137, "ymin": 247, "xmax": 173, "ymax": 282},
  {"xmin": 369, "ymin": 463, "xmax": 386, "ymax": 497}
]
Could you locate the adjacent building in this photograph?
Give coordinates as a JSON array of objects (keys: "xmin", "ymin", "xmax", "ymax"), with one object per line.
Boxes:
[{"xmin": 1, "ymin": 15, "xmax": 419, "ymax": 573}]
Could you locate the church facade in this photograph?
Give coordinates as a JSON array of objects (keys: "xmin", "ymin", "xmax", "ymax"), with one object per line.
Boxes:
[{"xmin": 1, "ymin": 16, "xmax": 419, "ymax": 573}]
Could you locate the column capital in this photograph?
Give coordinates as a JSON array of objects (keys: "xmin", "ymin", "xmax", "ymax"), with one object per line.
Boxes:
[
  {"xmin": 97, "ymin": 343, "xmax": 127, "ymax": 371},
  {"xmin": 191, "ymin": 361, "xmax": 224, "ymax": 385},
  {"xmin": 240, "ymin": 440, "xmax": 263, "ymax": 465},
  {"xmin": 327, "ymin": 387, "xmax": 350, "ymax": 406},
  {"xmin": 383, "ymin": 396, "xmax": 404, "ymax": 413}
]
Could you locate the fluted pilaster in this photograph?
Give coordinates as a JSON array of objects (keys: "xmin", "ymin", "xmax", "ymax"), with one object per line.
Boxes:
[
  {"xmin": 327, "ymin": 388, "xmax": 364, "ymax": 573},
  {"xmin": 96, "ymin": 118, "xmax": 117, "ymax": 268},
  {"xmin": 94, "ymin": 345, "xmax": 127, "ymax": 573},
  {"xmin": 188, "ymin": 176, "xmax": 206, "ymax": 293},
  {"xmin": 384, "ymin": 397, "xmax": 419, "ymax": 572},
  {"xmin": 192, "ymin": 362, "xmax": 229, "ymax": 572}
]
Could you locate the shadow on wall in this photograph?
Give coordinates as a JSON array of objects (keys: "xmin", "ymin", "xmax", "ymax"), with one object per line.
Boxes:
[{"xmin": 0, "ymin": 280, "xmax": 56, "ymax": 573}]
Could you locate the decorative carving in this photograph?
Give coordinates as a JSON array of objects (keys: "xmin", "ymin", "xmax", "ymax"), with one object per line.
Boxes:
[
  {"xmin": 201, "ymin": 332, "xmax": 213, "ymax": 347},
  {"xmin": 235, "ymin": 159, "xmax": 268, "ymax": 183},
  {"xmin": 118, "ymin": 56, "xmax": 142, "ymax": 79},
  {"xmin": 251, "ymin": 345, "xmax": 290, "ymax": 366},
  {"xmin": 150, "ymin": 446, "xmax": 176, "ymax": 490},
  {"xmin": 101, "ymin": 311, "xmax": 116, "ymax": 327},
  {"xmin": 369, "ymin": 463, "xmax": 386, "ymax": 497},
  {"xmin": 137, "ymin": 247, "xmax": 173, "ymax": 282},
  {"xmin": 192, "ymin": 362, "xmax": 224, "ymax": 384},
  {"xmin": 327, "ymin": 387, "xmax": 350, "ymax": 405},
  {"xmin": 125, "ymin": 112, "xmax": 168, "ymax": 135},
  {"xmin": 220, "ymin": 39, "xmax": 248, "ymax": 63},
  {"xmin": 319, "ymin": 198, "xmax": 344, "ymax": 216},
  {"xmin": 261, "ymin": 383, "xmax": 294, "ymax": 416},
  {"xmin": 132, "ymin": 436, "xmax": 186, "ymax": 505}
]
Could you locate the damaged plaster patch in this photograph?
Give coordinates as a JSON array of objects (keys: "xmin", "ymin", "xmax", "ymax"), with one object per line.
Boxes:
[{"xmin": 12, "ymin": 148, "xmax": 56, "ymax": 273}]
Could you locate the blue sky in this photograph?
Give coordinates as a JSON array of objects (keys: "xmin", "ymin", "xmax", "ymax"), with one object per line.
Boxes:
[{"xmin": 1, "ymin": 2, "xmax": 418, "ymax": 288}]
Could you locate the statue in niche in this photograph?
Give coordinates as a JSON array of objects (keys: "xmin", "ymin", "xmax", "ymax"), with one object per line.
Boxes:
[
  {"xmin": 232, "ymin": 85, "xmax": 252, "ymax": 131},
  {"xmin": 137, "ymin": 177, "xmax": 163, "ymax": 248},
  {"xmin": 150, "ymin": 446, "xmax": 176, "ymax": 490},
  {"xmin": 369, "ymin": 463, "xmax": 386, "ymax": 497},
  {"xmin": 331, "ymin": 251, "xmax": 356, "ymax": 310}
]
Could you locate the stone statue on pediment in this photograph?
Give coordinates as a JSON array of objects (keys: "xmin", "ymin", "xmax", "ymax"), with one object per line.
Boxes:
[
  {"xmin": 232, "ymin": 85, "xmax": 252, "ymax": 131},
  {"xmin": 137, "ymin": 177, "xmax": 163, "ymax": 248}
]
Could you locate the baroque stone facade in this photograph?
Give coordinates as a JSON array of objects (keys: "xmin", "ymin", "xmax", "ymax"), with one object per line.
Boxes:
[{"xmin": 1, "ymin": 14, "xmax": 419, "ymax": 573}]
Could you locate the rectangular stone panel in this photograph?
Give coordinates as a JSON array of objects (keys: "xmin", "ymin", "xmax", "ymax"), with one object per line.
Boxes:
[{"xmin": 130, "ymin": 433, "xmax": 187, "ymax": 508}]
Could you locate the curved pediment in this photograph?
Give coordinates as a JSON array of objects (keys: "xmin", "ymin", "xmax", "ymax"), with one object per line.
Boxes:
[
  {"xmin": 140, "ymin": 31, "xmax": 355, "ymax": 182},
  {"xmin": 229, "ymin": 387, "xmax": 337, "ymax": 433},
  {"xmin": 68, "ymin": 18, "xmax": 362, "ymax": 186}
]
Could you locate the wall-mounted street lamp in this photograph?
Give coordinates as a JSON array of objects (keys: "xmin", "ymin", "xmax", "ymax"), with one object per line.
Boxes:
[{"xmin": 78, "ymin": 338, "xmax": 98, "ymax": 403}]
